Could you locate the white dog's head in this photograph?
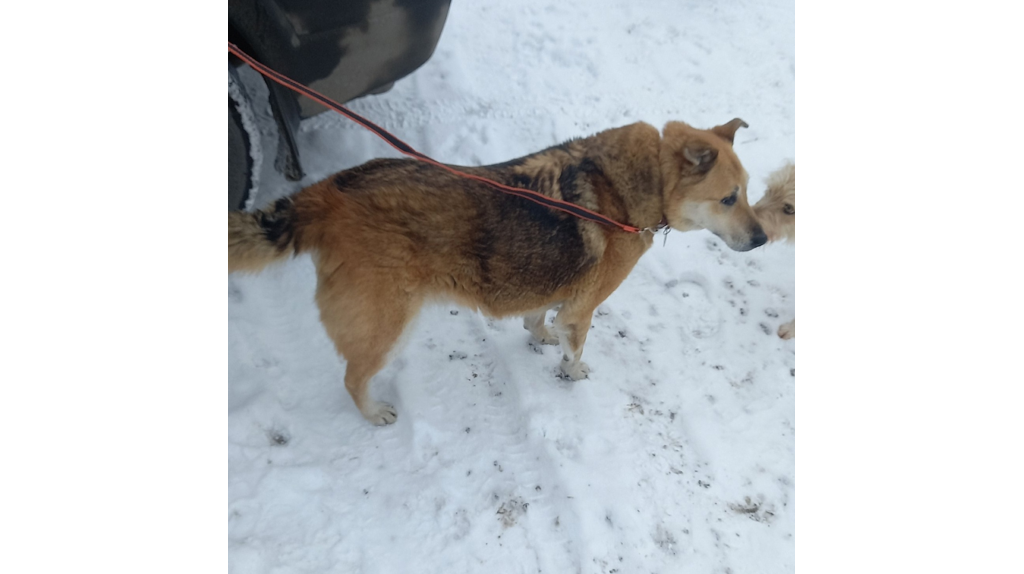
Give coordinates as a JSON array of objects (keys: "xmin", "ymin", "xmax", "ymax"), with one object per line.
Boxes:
[{"xmin": 753, "ymin": 162, "xmax": 795, "ymax": 243}]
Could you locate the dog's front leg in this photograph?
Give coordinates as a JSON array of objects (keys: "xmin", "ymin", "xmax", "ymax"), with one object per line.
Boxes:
[{"xmin": 553, "ymin": 303, "xmax": 596, "ymax": 380}]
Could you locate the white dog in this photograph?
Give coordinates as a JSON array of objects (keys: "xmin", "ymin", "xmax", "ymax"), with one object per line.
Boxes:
[{"xmin": 753, "ymin": 163, "xmax": 795, "ymax": 339}]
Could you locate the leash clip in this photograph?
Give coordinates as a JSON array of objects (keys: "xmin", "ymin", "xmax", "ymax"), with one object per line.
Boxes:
[{"xmin": 639, "ymin": 222, "xmax": 671, "ymax": 246}]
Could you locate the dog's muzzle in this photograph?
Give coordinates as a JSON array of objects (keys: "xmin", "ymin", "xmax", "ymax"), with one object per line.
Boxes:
[{"xmin": 732, "ymin": 228, "xmax": 768, "ymax": 252}]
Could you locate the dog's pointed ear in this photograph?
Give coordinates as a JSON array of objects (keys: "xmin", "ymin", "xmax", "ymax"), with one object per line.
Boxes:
[
  {"xmin": 711, "ymin": 118, "xmax": 749, "ymax": 145},
  {"xmin": 681, "ymin": 146, "xmax": 718, "ymax": 174}
]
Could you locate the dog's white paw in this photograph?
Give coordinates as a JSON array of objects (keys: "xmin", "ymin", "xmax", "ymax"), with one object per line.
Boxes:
[
  {"xmin": 527, "ymin": 326, "xmax": 559, "ymax": 346},
  {"xmin": 535, "ymin": 333, "xmax": 560, "ymax": 346},
  {"xmin": 560, "ymin": 359, "xmax": 591, "ymax": 381},
  {"xmin": 778, "ymin": 320, "xmax": 795, "ymax": 340},
  {"xmin": 361, "ymin": 401, "xmax": 398, "ymax": 426}
]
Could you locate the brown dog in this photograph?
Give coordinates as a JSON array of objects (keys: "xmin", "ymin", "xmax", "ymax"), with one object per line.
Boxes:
[
  {"xmin": 752, "ymin": 162, "xmax": 795, "ymax": 339},
  {"xmin": 229, "ymin": 119, "xmax": 767, "ymax": 425}
]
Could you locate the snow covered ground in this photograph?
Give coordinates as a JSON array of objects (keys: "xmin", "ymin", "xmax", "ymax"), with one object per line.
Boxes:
[{"xmin": 229, "ymin": 0, "xmax": 795, "ymax": 572}]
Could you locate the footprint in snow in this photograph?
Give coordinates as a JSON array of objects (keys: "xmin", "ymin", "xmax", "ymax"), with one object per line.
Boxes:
[
  {"xmin": 228, "ymin": 281, "xmax": 244, "ymax": 303},
  {"xmin": 728, "ymin": 496, "xmax": 777, "ymax": 524},
  {"xmin": 676, "ymin": 278, "xmax": 721, "ymax": 339},
  {"xmin": 266, "ymin": 427, "xmax": 290, "ymax": 446},
  {"xmin": 496, "ymin": 496, "xmax": 528, "ymax": 528}
]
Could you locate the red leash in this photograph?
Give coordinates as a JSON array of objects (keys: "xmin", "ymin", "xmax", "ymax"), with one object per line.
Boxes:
[{"xmin": 228, "ymin": 42, "xmax": 642, "ymax": 234}]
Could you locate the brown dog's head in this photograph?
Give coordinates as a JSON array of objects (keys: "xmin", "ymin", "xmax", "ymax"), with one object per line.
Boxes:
[
  {"xmin": 659, "ymin": 119, "xmax": 766, "ymax": 251},
  {"xmin": 753, "ymin": 162, "xmax": 795, "ymax": 243}
]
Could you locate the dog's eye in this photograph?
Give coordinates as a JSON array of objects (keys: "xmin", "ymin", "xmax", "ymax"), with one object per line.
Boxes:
[
  {"xmin": 783, "ymin": 203, "xmax": 794, "ymax": 215},
  {"xmin": 721, "ymin": 194, "xmax": 737, "ymax": 206}
]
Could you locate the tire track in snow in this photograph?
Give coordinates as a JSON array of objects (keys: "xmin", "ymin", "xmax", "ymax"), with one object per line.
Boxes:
[
  {"xmin": 577, "ymin": 295, "xmax": 720, "ymax": 569},
  {"xmin": 401, "ymin": 309, "xmax": 584, "ymax": 573},
  {"xmin": 468, "ymin": 314, "xmax": 584, "ymax": 574},
  {"xmin": 230, "ymin": 257, "xmax": 340, "ymax": 416}
]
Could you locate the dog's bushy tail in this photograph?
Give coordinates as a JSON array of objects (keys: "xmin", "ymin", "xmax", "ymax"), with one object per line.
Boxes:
[{"xmin": 228, "ymin": 197, "xmax": 300, "ymax": 273}]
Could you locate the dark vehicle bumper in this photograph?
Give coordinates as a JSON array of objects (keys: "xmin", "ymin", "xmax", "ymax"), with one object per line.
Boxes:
[
  {"xmin": 229, "ymin": 0, "xmax": 451, "ymax": 117},
  {"xmin": 228, "ymin": 0, "xmax": 450, "ymax": 205}
]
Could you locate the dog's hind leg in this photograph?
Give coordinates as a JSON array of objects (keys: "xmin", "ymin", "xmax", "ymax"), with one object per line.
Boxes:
[
  {"xmin": 523, "ymin": 308, "xmax": 559, "ymax": 345},
  {"xmin": 316, "ymin": 270, "xmax": 419, "ymax": 426}
]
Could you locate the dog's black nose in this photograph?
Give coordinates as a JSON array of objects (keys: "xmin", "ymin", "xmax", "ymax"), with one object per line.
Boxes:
[{"xmin": 750, "ymin": 230, "xmax": 768, "ymax": 249}]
